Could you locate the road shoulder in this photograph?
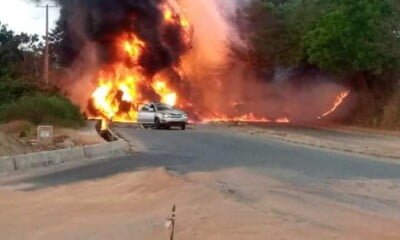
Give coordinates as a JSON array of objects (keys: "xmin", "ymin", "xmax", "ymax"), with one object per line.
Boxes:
[{"xmin": 230, "ymin": 124, "xmax": 400, "ymax": 161}]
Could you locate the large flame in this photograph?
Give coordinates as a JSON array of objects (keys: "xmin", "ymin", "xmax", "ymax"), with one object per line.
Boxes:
[{"xmin": 88, "ymin": 3, "xmax": 186, "ymax": 123}]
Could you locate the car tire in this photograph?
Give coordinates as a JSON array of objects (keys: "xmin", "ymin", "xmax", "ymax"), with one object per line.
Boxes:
[
  {"xmin": 155, "ymin": 118, "xmax": 161, "ymax": 129},
  {"xmin": 181, "ymin": 123, "xmax": 186, "ymax": 130}
]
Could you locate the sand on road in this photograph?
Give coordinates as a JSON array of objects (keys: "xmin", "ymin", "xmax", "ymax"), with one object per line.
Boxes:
[{"xmin": 1, "ymin": 167, "xmax": 399, "ymax": 240}]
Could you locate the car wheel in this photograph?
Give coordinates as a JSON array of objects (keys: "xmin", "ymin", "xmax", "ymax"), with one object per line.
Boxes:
[
  {"xmin": 181, "ymin": 123, "xmax": 186, "ymax": 130},
  {"xmin": 155, "ymin": 118, "xmax": 161, "ymax": 129}
]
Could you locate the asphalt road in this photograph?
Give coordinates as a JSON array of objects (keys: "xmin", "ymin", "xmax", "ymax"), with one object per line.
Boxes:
[{"xmin": 4, "ymin": 125, "xmax": 400, "ymax": 190}]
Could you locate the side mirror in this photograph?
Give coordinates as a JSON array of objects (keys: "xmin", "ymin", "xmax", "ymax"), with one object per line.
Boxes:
[{"xmin": 149, "ymin": 108, "xmax": 155, "ymax": 112}]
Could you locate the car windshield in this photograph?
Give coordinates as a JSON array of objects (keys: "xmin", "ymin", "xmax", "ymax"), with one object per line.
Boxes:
[{"xmin": 156, "ymin": 104, "xmax": 174, "ymax": 111}]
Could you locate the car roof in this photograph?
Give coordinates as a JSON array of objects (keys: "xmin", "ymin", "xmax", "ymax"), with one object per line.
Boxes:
[{"xmin": 148, "ymin": 102, "xmax": 168, "ymax": 106}]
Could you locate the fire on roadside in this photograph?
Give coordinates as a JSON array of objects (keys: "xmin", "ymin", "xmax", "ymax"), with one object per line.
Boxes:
[
  {"xmin": 201, "ymin": 114, "xmax": 291, "ymax": 124},
  {"xmin": 318, "ymin": 91, "xmax": 351, "ymax": 119},
  {"xmin": 86, "ymin": 1, "xmax": 350, "ymax": 126}
]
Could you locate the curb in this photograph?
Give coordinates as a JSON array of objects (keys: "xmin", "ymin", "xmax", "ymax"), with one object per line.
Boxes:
[{"xmin": 0, "ymin": 140, "xmax": 129, "ymax": 174}]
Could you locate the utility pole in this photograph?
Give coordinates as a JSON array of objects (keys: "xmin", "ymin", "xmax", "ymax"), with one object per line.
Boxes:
[{"xmin": 37, "ymin": 3, "xmax": 58, "ymax": 87}]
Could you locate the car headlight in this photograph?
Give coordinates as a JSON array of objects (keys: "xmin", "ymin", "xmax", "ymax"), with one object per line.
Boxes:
[{"xmin": 163, "ymin": 113, "xmax": 171, "ymax": 118}]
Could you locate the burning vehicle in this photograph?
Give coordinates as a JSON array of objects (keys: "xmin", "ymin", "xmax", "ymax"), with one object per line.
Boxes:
[{"xmin": 138, "ymin": 103, "xmax": 188, "ymax": 130}]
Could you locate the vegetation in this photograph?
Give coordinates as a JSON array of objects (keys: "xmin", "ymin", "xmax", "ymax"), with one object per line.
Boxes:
[
  {"xmin": 239, "ymin": 0, "xmax": 400, "ymax": 129},
  {"xmin": 0, "ymin": 21, "xmax": 84, "ymax": 127},
  {"xmin": 0, "ymin": 93, "xmax": 85, "ymax": 128}
]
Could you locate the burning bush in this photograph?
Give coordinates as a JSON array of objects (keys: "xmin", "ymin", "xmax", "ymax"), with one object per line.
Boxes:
[{"xmin": 0, "ymin": 93, "xmax": 85, "ymax": 127}]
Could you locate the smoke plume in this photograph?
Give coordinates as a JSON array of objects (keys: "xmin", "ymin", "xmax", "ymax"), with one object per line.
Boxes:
[
  {"xmin": 177, "ymin": 0, "xmax": 350, "ymax": 122},
  {"xmin": 55, "ymin": 0, "xmax": 188, "ymax": 75}
]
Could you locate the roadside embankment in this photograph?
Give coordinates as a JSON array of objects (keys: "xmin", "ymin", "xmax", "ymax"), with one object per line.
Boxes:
[
  {"xmin": 0, "ymin": 121, "xmax": 130, "ymax": 174},
  {"xmin": 0, "ymin": 121, "xmax": 104, "ymax": 157}
]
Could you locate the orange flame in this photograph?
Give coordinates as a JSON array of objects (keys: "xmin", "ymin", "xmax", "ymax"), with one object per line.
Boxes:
[
  {"xmin": 162, "ymin": 3, "xmax": 193, "ymax": 44},
  {"xmin": 319, "ymin": 91, "xmax": 350, "ymax": 119},
  {"xmin": 100, "ymin": 119, "xmax": 108, "ymax": 131},
  {"xmin": 202, "ymin": 113, "xmax": 291, "ymax": 124},
  {"xmin": 120, "ymin": 34, "xmax": 146, "ymax": 62},
  {"xmin": 152, "ymin": 80, "xmax": 177, "ymax": 106}
]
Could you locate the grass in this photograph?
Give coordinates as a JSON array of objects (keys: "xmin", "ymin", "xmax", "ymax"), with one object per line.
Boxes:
[
  {"xmin": 348, "ymin": 88, "xmax": 400, "ymax": 130},
  {"xmin": 0, "ymin": 93, "xmax": 85, "ymax": 128}
]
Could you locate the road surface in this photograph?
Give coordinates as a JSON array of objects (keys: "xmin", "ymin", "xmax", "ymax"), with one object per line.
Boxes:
[
  {"xmin": 1, "ymin": 125, "xmax": 400, "ymax": 240},
  {"xmin": 6, "ymin": 125, "xmax": 399, "ymax": 188}
]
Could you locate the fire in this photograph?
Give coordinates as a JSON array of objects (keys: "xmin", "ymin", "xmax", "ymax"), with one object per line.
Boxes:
[
  {"xmin": 275, "ymin": 117, "xmax": 290, "ymax": 123},
  {"xmin": 152, "ymin": 80, "xmax": 177, "ymax": 106},
  {"xmin": 163, "ymin": 4, "xmax": 190, "ymax": 28},
  {"xmin": 87, "ymin": 2, "xmax": 188, "ymax": 123},
  {"xmin": 89, "ymin": 65, "xmax": 143, "ymax": 122},
  {"xmin": 202, "ymin": 113, "xmax": 291, "ymax": 124},
  {"xmin": 100, "ymin": 119, "xmax": 108, "ymax": 131},
  {"xmin": 86, "ymin": 0, "xmax": 350, "ymax": 126},
  {"xmin": 162, "ymin": 3, "xmax": 193, "ymax": 44},
  {"xmin": 120, "ymin": 34, "xmax": 146, "ymax": 61},
  {"xmin": 319, "ymin": 91, "xmax": 351, "ymax": 119},
  {"xmin": 163, "ymin": 8, "xmax": 174, "ymax": 22}
]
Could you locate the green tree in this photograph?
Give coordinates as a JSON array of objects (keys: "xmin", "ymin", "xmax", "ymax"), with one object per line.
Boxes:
[
  {"xmin": 0, "ymin": 22, "xmax": 43, "ymax": 79},
  {"xmin": 239, "ymin": 0, "xmax": 332, "ymax": 68},
  {"xmin": 304, "ymin": 0, "xmax": 400, "ymax": 73}
]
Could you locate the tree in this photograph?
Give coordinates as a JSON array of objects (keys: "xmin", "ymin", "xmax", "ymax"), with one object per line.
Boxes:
[
  {"xmin": 238, "ymin": 0, "xmax": 332, "ymax": 68},
  {"xmin": 237, "ymin": 0, "xmax": 284, "ymax": 68},
  {"xmin": 0, "ymin": 22, "xmax": 43, "ymax": 79},
  {"xmin": 48, "ymin": 24, "xmax": 64, "ymax": 68},
  {"xmin": 304, "ymin": 0, "xmax": 400, "ymax": 74},
  {"xmin": 0, "ymin": 22, "xmax": 20, "ymax": 76}
]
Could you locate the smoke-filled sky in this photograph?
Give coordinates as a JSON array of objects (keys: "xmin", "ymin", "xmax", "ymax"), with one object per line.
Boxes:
[{"xmin": 0, "ymin": 0, "xmax": 59, "ymax": 35}]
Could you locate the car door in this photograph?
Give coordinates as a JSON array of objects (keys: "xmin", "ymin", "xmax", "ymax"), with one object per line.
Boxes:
[
  {"xmin": 137, "ymin": 105, "xmax": 149, "ymax": 123},
  {"xmin": 144, "ymin": 104, "xmax": 156, "ymax": 123}
]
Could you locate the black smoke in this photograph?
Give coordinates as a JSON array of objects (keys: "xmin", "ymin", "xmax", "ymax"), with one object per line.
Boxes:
[{"xmin": 54, "ymin": 0, "xmax": 189, "ymax": 76}]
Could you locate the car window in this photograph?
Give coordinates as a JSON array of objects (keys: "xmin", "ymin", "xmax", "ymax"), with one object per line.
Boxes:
[
  {"xmin": 149, "ymin": 105, "xmax": 156, "ymax": 112},
  {"xmin": 140, "ymin": 105, "xmax": 149, "ymax": 111},
  {"xmin": 156, "ymin": 104, "xmax": 173, "ymax": 111}
]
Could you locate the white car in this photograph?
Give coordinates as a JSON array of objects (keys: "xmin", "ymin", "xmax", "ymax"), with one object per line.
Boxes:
[{"xmin": 137, "ymin": 103, "xmax": 188, "ymax": 130}]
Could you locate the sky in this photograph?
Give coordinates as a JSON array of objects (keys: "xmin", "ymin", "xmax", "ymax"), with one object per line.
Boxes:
[{"xmin": 0, "ymin": 0, "xmax": 59, "ymax": 35}]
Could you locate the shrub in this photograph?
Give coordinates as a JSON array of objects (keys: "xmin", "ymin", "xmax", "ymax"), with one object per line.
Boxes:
[
  {"xmin": 0, "ymin": 77, "xmax": 38, "ymax": 106},
  {"xmin": 0, "ymin": 93, "xmax": 85, "ymax": 128}
]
